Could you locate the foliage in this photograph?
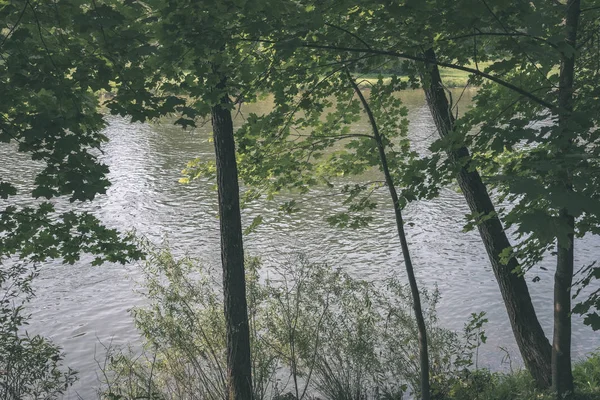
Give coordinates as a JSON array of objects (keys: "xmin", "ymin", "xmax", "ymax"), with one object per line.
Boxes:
[
  {"xmin": 100, "ymin": 246, "xmax": 277, "ymax": 400},
  {"xmin": 0, "ymin": 0, "xmax": 143, "ymax": 266},
  {"xmin": 445, "ymin": 352, "xmax": 600, "ymax": 400},
  {"xmin": 1, "ymin": 4, "xmax": 144, "ymax": 397},
  {"xmin": 573, "ymin": 262, "xmax": 600, "ymax": 331},
  {"xmin": 222, "ymin": 0, "xmax": 600, "ymax": 332},
  {"xmin": 3, "ymin": 0, "xmax": 600, "ymax": 396},
  {"xmin": 573, "ymin": 351, "xmax": 600, "ymax": 396},
  {"xmin": 231, "ymin": 72, "xmax": 418, "ymax": 230},
  {"xmin": 426, "ymin": 1, "xmax": 600, "ymax": 330},
  {"xmin": 101, "ymin": 245, "xmax": 481, "ymax": 400},
  {"xmin": 0, "ymin": 262, "xmax": 76, "ymax": 399}
]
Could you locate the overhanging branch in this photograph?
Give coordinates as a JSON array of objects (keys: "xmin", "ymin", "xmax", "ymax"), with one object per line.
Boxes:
[{"xmin": 240, "ymin": 38, "xmax": 556, "ymax": 110}]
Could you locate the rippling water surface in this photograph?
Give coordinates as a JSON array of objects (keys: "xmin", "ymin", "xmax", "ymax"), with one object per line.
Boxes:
[{"xmin": 1, "ymin": 89, "xmax": 598, "ymax": 398}]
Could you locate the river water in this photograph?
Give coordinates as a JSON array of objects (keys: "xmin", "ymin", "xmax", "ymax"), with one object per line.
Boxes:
[{"xmin": 1, "ymin": 89, "xmax": 598, "ymax": 398}]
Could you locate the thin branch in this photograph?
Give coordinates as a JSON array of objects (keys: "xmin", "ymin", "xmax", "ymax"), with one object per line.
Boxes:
[
  {"xmin": 436, "ymin": 31, "xmax": 559, "ymax": 49},
  {"xmin": 240, "ymin": 38, "xmax": 556, "ymax": 110},
  {"xmin": 290, "ymin": 133, "xmax": 374, "ymax": 140},
  {"xmin": 581, "ymin": 5, "xmax": 600, "ymax": 12},
  {"xmin": 470, "ymin": 86, "xmax": 554, "ymax": 141},
  {"xmin": 479, "ymin": 0, "xmax": 557, "ymax": 88},
  {"xmin": 0, "ymin": 1, "xmax": 29, "ymax": 50},
  {"xmin": 324, "ymin": 22, "xmax": 372, "ymax": 49},
  {"xmin": 268, "ymin": 57, "xmax": 377, "ymax": 141},
  {"xmin": 300, "ymin": 292, "xmax": 330, "ymax": 400},
  {"xmin": 27, "ymin": 0, "xmax": 60, "ymax": 73}
]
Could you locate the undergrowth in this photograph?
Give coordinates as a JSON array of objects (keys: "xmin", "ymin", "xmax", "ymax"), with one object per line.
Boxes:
[
  {"xmin": 99, "ymin": 245, "xmax": 600, "ymax": 400},
  {"xmin": 446, "ymin": 354, "xmax": 600, "ymax": 400}
]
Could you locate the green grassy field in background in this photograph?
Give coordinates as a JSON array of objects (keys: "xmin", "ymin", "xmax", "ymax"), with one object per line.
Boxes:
[{"xmin": 358, "ymin": 61, "xmax": 494, "ymax": 88}]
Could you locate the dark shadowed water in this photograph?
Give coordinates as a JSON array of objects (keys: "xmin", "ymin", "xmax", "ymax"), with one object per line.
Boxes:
[{"xmin": 1, "ymin": 89, "xmax": 598, "ymax": 398}]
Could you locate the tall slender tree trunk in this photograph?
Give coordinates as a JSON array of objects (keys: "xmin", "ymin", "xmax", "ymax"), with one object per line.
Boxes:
[
  {"xmin": 553, "ymin": 210, "xmax": 575, "ymax": 397},
  {"xmin": 347, "ymin": 70, "xmax": 431, "ymax": 400},
  {"xmin": 211, "ymin": 77, "xmax": 253, "ymax": 400},
  {"xmin": 421, "ymin": 48, "xmax": 552, "ymax": 388},
  {"xmin": 553, "ymin": 0, "xmax": 580, "ymax": 395}
]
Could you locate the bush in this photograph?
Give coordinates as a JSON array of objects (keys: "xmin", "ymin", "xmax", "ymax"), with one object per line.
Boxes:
[
  {"xmin": 100, "ymin": 246, "xmax": 474, "ymax": 400},
  {"xmin": 100, "ymin": 245, "xmax": 600, "ymax": 400},
  {"xmin": 0, "ymin": 262, "xmax": 76, "ymax": 400},
  {"xmin": 444, "ymin": 353, "xmax": 600, "ymax": 400},
  {"xmin": 100, "ymin": 248, "xmax": 277, "ymax": 400},
  {"xmin": 573, "ymin": 352, "xmax": 600, "ymax": 399}
]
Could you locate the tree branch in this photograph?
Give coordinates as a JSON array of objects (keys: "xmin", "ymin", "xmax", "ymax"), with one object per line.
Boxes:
[
  {"xmin": 581, "ymin": 5, "xmax": 600, "ymax": 12},
  {"xmin": 324, "ymin": 22, "xmax": 372, "ymax": 49},
  {"xmin": 0, "ymin": 1, "xmax": 28, "ymax": 50},
  {"xmin": 241, "ymin": 38, "xmax": 556, "ymax": 110},
  {"xmin": 437, "ymin": 31, "xmax": 558, "ymax": 50}
]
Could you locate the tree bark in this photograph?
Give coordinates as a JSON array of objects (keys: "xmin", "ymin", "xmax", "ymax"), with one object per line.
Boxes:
[
  {"xmin": 421, "ymin": 48, "xmax": 552, "ymax": 388},
  {"xmin": 553, "ymin": 0, "xmax": 580, "ymax": 395},
  {"xmin": 347, "ymin": 70, "xmax": 431, "ymax": 400},
  {"xmin": 211, "ymin": 78, "xmax": 253, "ymax": 400},
  {"xmin": 553, "ymin": 210, "xmax": 575, "ymax": 397}
]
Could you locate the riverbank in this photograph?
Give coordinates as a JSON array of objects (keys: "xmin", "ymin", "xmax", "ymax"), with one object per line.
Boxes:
[{"xmin": 358, "ymin": 62, "xmax": 493, "ymax": 88}]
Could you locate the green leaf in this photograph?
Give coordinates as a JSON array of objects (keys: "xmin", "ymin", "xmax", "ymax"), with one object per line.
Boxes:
[
  {"xmin": 0, "ymin": 182, "xmax": 17, "ymax": 199},
  {"xmin": 243, "ymin": 215, "xmax": 263, "ymax": 235},
  {"xmin": 583, "ymin": 313, "xmax": 600, "ymax": 331}
]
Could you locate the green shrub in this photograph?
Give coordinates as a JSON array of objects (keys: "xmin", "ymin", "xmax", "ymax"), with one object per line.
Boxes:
[
  {"xmin": 100, "ymin": 248, "xmax": 278, "ymax": 400},
  {"xmin": 99, "ymin": 244, "xmax": 600, "ymax": 400},
  {"xmin": 100, "ymin": 246, "xmax": 472, "ymax": 399},
  {"xmin": 0, "ymin": 262, "xmax": 76, "ymax": 400},
  {"xmin": 444, "ymin": 353, "xmax": 600, "ymax": 400},
  {"xmin": 573, "ymin": 352, "xmax": 600, "ymax": 399}
]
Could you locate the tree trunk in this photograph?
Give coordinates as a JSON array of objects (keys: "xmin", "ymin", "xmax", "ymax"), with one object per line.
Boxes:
[
  {"xmin": 347, "ymin": 70, "xmax": 431, "ymax": 400},
  {"xmin": 211, "ymin": 78, "xmax": 253, "ymax": 400},
  {"xmin": 421, "ymin": 48, "xmax": 552, "ymax": 388},
  {"xmin": 553, "ymin": 0, "xmax": 580, "ymax": 395},
  {"xmin": 553, "ymin": 210, "xmax": 575, "ymax": 397}
]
